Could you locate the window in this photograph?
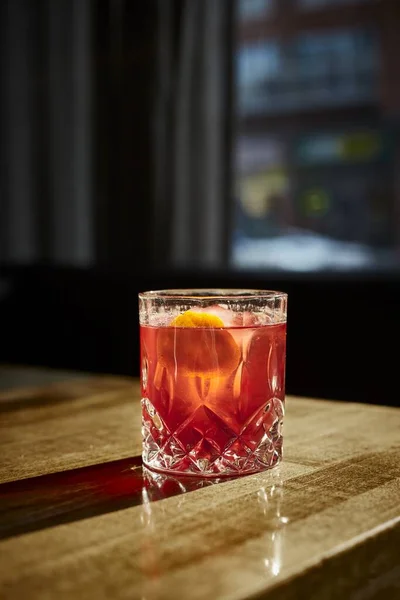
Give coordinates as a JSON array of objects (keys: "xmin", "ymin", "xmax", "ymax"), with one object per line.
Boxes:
[
  {"xmin": 237, "ymin": 42, "xmax": 281, "ymax": 114},
  {"xmin": 238, "ymin": 0, "xmax": 274, "ymax": 20},
  {"xmin": 237, "ymin": 29, "xmax": 378, "ymax": 115},
  {"xmin": 232, "ymin": 1, "xmax": 400, "ymax": 272}
]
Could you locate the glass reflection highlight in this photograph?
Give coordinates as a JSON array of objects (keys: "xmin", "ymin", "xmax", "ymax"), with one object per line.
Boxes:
[
  {"xmin": 256, "ymin": 471, "xmax": 288, "ymax": 578},
  {"xmin": 138, "ymin": 466, "xmax": 289, "ymax": 598}
]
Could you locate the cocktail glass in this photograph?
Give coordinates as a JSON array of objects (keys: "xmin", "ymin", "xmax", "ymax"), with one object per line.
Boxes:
[{"xmin": 139, "ymin": 289, "xmax": 287, "ymax": 477}]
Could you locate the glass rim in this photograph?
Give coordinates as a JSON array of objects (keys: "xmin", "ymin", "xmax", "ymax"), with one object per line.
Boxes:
[{"xmin": 139, "ymin": 289, "xmax": 287, "ymax": 301}]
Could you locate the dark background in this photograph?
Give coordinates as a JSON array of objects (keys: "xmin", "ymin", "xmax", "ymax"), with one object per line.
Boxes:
[{"xmin": 1, "ymin": 0, "xmax": 399, "ymax": 407}]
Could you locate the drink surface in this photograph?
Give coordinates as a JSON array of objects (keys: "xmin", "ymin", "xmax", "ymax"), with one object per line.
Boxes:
[{"xmin": 140, "ymin": 312, "xmax": 286, "ymax": 476}]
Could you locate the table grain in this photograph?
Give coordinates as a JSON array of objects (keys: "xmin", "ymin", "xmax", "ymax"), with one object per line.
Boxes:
[{"xmin": 0, "ymin": 367, "xmax": 399, "ymax": 600}]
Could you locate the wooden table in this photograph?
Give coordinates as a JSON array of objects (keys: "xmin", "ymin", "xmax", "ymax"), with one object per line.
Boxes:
[{"xmin": 0, "ymin": 366, "xmax": 399, "ymax": 600}]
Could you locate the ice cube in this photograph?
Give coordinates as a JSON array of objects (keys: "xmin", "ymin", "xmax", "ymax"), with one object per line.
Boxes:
[
  {"xmin": 200, "ymin": 305, "xmax": 259, "ymax": 327},
  {"xmin": 195, "ymin": 304, "xmax": 238, "ymax": 327},
  {"xmin": 239, "ymin": 311, "xmax": 258, "ymax": 327}
]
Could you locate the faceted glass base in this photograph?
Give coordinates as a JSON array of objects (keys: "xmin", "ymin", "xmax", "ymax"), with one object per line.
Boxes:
[{"xmin": 142, "ymin": 397, "xmax": 284, "ymax": 478}]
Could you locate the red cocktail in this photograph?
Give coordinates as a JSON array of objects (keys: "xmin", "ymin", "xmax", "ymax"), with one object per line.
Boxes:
[{"xmin": 139, "ymin": 291, "xmax": 287, "ymax": 477}]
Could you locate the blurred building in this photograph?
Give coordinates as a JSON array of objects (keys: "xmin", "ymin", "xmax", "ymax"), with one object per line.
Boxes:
[{"xmin": 233, "ymin": 0, "xmax": 400, "ymax": 271}]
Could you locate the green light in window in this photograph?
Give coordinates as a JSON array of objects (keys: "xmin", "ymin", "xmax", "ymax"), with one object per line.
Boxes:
[
  {"xmin": 302, "ymin": 188, "xmax": 330, "ymax": 216},
  {"xmin": 340, "ymin": 132, "xmax": 381, "ymax": 161}
]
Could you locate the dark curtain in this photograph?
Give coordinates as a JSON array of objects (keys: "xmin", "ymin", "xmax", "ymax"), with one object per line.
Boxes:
[
  {"xmin": 0, "ymin": 0, "xmax": 94, "ymax": 266},
  {"xmin": 153, "ymin": 0, "xmax": 234, "ymax": 269},
  {"xmin": 1, "ymin": 0, "xmax": 234, "ymax": 272},
  {"xmin": 0, "ymin": 0, "xmax": 158, "ymax": 271}
]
